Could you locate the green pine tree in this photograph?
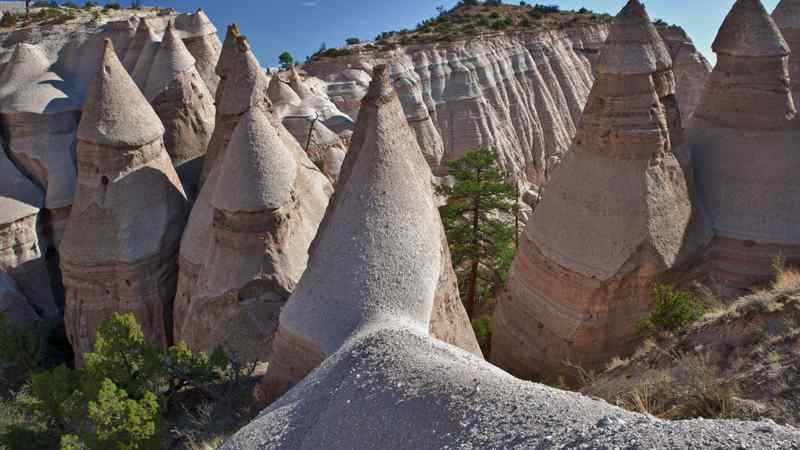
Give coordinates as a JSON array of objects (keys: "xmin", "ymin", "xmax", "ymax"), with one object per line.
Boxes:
[{"xmin": 437, "ymin": 149, "xmax": 517, "ymax": 318}]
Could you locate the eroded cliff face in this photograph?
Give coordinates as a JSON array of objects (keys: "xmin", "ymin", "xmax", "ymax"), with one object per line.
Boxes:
[{"xmin": 306, "ymin": 23, "xmax": 709, "ymax": 189}]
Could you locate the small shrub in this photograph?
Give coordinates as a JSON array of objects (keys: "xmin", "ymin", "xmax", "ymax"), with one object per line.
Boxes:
[
  {"xmin": 471, "ymin": 318, "xmax": 492, "ymax": 354},
  {"xmin": 0, "ymin": 12, "xmax": 19, "ymax": 27},
  {"xmin": 532, "ymin": 4, "xmax": 559, "ymax": 13},
  {"xmin": 345, "ymin": 37, "xmax": 361, "ymax": 45},
  {"xmin": 104, "ymin": 2, "xmax": 122, "ymax": 10},
  {"xmin": 636, "ymin": 285, "xmax": 705, "ymax": 336}
]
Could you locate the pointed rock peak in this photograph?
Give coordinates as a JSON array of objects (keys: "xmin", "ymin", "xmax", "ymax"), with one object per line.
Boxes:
[
  {"xmin": 216, "ymin": 23, "xmax": 241, "ymax": 77},
  {"xmin": 78, "ymin": 39, "xmax": 164, "ymax": 148},
  {"xmin": 773, "ymin": 0, "xmax": 800, "ymax": 29},
  {"xmin": 0, "ymin": 43, "xmax": 50, "ymax": 97},
  {"xmin": 597, "ymin": 0, "xmax": 672, "ymax": 75},
  {"xmin": 175, "ymin": 8, "xmax": 217, "ymax": 37},
  {"xmin": 212, "ymin": 108, "xmax": 297, "ymax": 212},
  {"xmin": 144, "ymin": 20, "xmax": 196, "ymax": 100},
  {"xmin": 217, "ymin": 36, "xmax": 268, "ymax": 115},
  {"xmin": 268, "ymin": 75, "xmax": 301, "ymax": 105},
  {"xmin": 713, "ymin": 0, "xmax": 789, "ymax": 57},
  {"xmin": 289, "ymin": 65, "xmax": 313, "ymax": 99}
]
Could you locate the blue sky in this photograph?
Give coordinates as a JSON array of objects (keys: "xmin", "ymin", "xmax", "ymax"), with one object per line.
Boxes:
[{"xmin": 106, "ymin": 0, "xmax": 782, "ymax": 68}]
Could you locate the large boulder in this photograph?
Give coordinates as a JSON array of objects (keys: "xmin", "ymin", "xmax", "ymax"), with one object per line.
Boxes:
[
  {"xmin": 688, "ymin": 0, "xmax": 800, "ymax": 292},
  {"xmin": 59, "ymin": 40, "xmax": 188, "ymax": 365},
  {"xmin": 492, "ymin": 0, "xmax": 711, "ymax": 383}
]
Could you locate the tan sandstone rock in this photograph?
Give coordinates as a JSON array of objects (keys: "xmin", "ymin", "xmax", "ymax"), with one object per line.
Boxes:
[
  {"xmin": 773, "ymin": 0, "xmax": 800, "ymax": 106},
  {"xmin": 59, "ymin": 40, "xmax": 188, "ymax": 365},
  {"xmin": 492, "ymin": 0, "xmax": 711, "ymax": 383},
  {"xmin": 688, "ymin": 0, "xmax": 800, "ymax": 292},
  {"xmin": 176, "ymin": 108, "xmax": 329, "ymax": 362},
  {"xmin": 262, "ymin": 65, "xmax": 481, "ymax": 400},
  {"xmin": 129, "ymin": 18, "xmax": 161, "ymax": 89},
  {"xmin": 144, "ymin": 20, "xmax": 215, "ymax": 172},
  {"xmin": 175, "ymin": 9, "xmax": 222, "ymax": 96},
  {"xmin": 0, "ymin": 140, "xmax": 58, "ymax": 323}
]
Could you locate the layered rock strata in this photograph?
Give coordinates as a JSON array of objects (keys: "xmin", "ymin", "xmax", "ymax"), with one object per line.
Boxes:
[
  {"xmin": 177, "ymin": 108, "xmax": 329, "ymax": 361},
  {"xmin": 144, "ymin": 21, "xmax": 215, "ymax": 172},
  {"xmin": 492, "ymin": 0, "xmax": 711, "ymax": 382},
  {"xmin": 59, "ymin": 40, "xmax": 188, "ymax": 364},
  {"xmin": 657, "ymin": 25, "xmax": 712, "ymax": 125},
  {"xmin": 0, "ymin": 141, "xmax": 58, "ymax": 323},
  {"xmin": 688, "ymin": 0, "xmax": 800, "ymax": 292},
  {"xmin": 221, "ymin": 66, "xmax": 800, "ymax": 450},
  {"xmin": 262, "ymin": 65, "xmax": 481, "ymax": 400},
  {"xmin": 773, "ymin": 0, "xmax": 800, "ymax": 106}
]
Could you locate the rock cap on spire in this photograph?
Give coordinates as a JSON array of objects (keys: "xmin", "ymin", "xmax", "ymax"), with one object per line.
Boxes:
[
  {"xmin": 212, "ymin": 109, "xmax": 297, "ymax": 212},
  {"xmin": 217, "ymin": 36, "xmax": 268, "ymax": 116},
  {"xmin": 773, "ymin": 0, "xmax": 800, "ymax": 29},
  {"xmin": 215, "ymin": 23, "xmax": 241, "ymax": 78},
  {"xmin": 713, "ymin": 0, "xmax": 789, "ymax": 57},
  {"xmin": 175, "ymin": 9, "xmax": 217, "ymax": 38},
  {"xmin": 144, "ymin": 20, "xmax": 196, "ymax": 100},
  {"xmin": 78, "ymin": 39, "xmax": 165, "ymax": 148},
  {"xmin": 597, "ymin": 0, "xmax": 672, "ymax": 75}
]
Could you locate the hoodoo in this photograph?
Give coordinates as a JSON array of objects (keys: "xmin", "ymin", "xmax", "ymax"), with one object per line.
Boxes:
[
  {"xmin": 688, "ymin": 0, "xmax": 800, "ymax": 291},
  {"xmin": 175, "ymin": 9, "xmax": 222, "ymax": 96},
  {"xmin": 59, "ymin": 40, "xmax": 189, "ymax": 365},
  {"xmin": 492, "ymin": 0, "xmax": 710, "ymax": 382},
  {"xmin": 177, "ymin": 108, "xmax": 329, "ymax": 361},
  {"xmin": 267, "ymin": 75, "xmax": 301, "ymax": 106},
  {"xmin": 773, "ymin": 0, "xmax": 800, "ymax": 106},
  {"xmin": 222, "ymin": 65, "xmax": 800, "ymax": 450},
  {"xmin": 198, "ymin": 36, "xmax": 268, "ymax": 187},
  {"xmin": 288, "ymin": 65, "xmax": 314, "ymax": 99},
  {"xmin": 262, "ymin": 65, "xmax": 481, "ymax": 400},
  {"xmin": 129, "ymin": 18, "xmax": 161, "ymax": 89},
  {"xmin": 144, "ymin": 21, "xmax": 215, "ymax": 172},
  {"xmin": 0, "ymin": 141, "xmax": 58, "ymax": 324}
]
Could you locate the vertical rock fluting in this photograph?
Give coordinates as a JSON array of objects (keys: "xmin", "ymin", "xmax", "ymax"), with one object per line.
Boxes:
[
  {"xmin": 59, "ymin": 40, "xmax": 188, "ymax": 364},
  {"xmin": 175, "ymin": 9, "xmax": 222, "ymax": 96},
  {"xmin": 657, "ymin": 25, "xmax": 713, "ymax": 126},
  {"xmin": 143, "ymin": 21, "xmax": 215, "ymax": 171},
  {"xmin": 773, "ymin": 0, "xmax": 800, "ymax": 106},
  {"xmin": 492, "ymin": 0, "xmax": 711, "ymax": 382},
  {"xmin": 688, "ymin": 0, "xmax": 800, "ymax": 292},
  {"xmin": 177, "ymin": 108, "xmax": 330, "ymax": 361},
  {"xmin": 263, "ymin": 65, "xmax": 481, "ymax": 400},
  {"xmin": 0, "ymin": 141, "xmax": 58, "ymax": 324}
]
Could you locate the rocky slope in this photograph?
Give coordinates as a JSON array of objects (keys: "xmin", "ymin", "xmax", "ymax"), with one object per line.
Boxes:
[{"xmin": 304, "ymin": 3, "xmax": 710, "ymax": 192}]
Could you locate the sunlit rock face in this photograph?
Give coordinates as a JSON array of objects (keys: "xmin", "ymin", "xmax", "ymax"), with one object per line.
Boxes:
[
  {"xmin": 261, "ymin": 65, "xmax": 481, "ymax": 402},
  {"xmin": 688, "ymin": 0, "xmax": 800, "ymax": 293},
  {"xmin": 306, "ymin": 21, "xmax": 710, "ymax": 187},
  {"xmin": 773, "ymin": 0, "xmax": 800, "ymax": 107},
  {"xmin": 59, "ymin": 41, "xmax": 188, "ymax": 365},
  {"xmin": 492, "ymin": 0, "xmax": 711, "ymax": 383}
]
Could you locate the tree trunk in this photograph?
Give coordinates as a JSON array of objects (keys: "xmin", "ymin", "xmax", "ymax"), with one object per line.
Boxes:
[{"xmin": 465, "ymin": 166, "xmax": 482, "ymax": 318}]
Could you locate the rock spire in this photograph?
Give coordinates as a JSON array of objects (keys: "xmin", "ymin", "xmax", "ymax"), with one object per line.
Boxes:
[
  {"xmin": 773, "ymin": 0, "xmax": 800, "ymax": 105},
  {"xmin": 174, "ymin": 9, "xmax": 222, "ymax": 95},
  {"xmin": 262, "ymin": 65, "xmax": 481, "ymax": 399},
  {"xmin": 59, "ymin": 40, "xmax": 189, "ymax": 365},
  {"xmin": 688, "ymin": 0, "xmax": 800, "ymax": 291},
  {"xmin": 492, "ymin": 0, "xmax": 711, "ymax": 382}
]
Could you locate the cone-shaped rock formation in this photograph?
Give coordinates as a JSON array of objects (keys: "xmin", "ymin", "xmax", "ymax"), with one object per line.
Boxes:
[
  {"xmin": 175, "ymin": 109, "xmax": 329, "ymax": 361},
  {"xmin": 493, "ymin": 0, "xmax": 711, "ymax": 382},
  {"xmin": 774, "ymin": 0, "xmax": 800, "ymax": 106},
  {"xmin": 0, "ymin": 141, "xmax": 58, "ymax": 324},
  {"xmin": 289, "ymin": 65, "xmax": 314, "ymax": 99},
  {"xmin": 175, "ymin": 9, "xmax": 222, "ymax": 96},
  {"xmin": 221, "ymin": 65, "xmax": 800, "ymax": 450},
  {"xmin": 688, "ymin": 0, "xmax": 800, "ymax": 291},
  {"xmin": 262, "ymin": 65, "xmax": 481, "ymax": 400},
  {"xmin": 143, "ymin": 21, "xmax": 215, "ymax": 172},
  {"xmin": 198, "ymin": 36, "xmax": 269, "ymax": 187},
  {"xmin": 129, "ymin": 18, "xmax": 161, "ymax": 90},
  {"xmin": 59, "ymin": 40, "xmax": 189, "ymax": 365},
  {"xmin": 267, "ymin": 75, "xmax": 301, "ymax": 106}
]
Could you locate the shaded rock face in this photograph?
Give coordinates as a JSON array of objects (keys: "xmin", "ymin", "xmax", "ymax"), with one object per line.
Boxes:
[
  {"xmin": 174, "ymin": 9, "xmax": 222, "ymax": 96},
  {"xmin": 0, "ymin": 141, "xmax": 58, "ymax": 325},
  {"xmin": 492, "ymin": 1, "xmax": 711, "ymax": 383},
  {"xmin": 773, "ymin": 0, "xmax": 800, "ymax": 109},
  {"xmin": 306, "ymin": 23, "xmax": 710, "ymax": 187},
  {"xmin": 688, "ymin": 0, "xmax": 800, "ymax": 292},
  {"xmin": 144, "ymin": 21, "xmax": 215, "ymax": 181},
  {"xmin": 175, "ymin": 109, "xmax": 330, "ymax": 362},
  {"xmin": 656, "ymin": 25, "xmax": 713, "ymax": 126},
  {"xmin": 221, "ymin": 66, "xmax": 800, "ymax": 450},
  {"xmin": 262, "ymin": 66, "xmax": 481, "ymax": 401},
  {"xmin": 59, "ymin": 41, "xmax": 188, "ymax": 365}
]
